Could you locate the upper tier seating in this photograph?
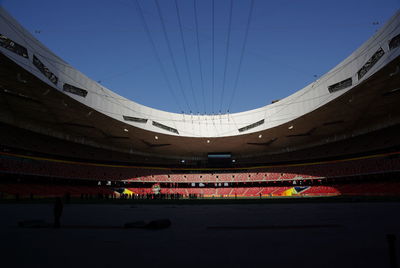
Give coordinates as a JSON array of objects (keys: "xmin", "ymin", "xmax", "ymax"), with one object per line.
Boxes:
[{"xmin": 1, "ymin": 152, "xmax": 399, "ymax": 183}]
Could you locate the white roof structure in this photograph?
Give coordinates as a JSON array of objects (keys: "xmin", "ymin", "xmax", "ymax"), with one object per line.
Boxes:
[{"xmin": 1, "ymin": 7, "xmax": 399, "ymax": 138}]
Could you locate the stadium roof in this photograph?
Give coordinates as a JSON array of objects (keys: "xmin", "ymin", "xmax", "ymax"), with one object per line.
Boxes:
[{"xmin": 0, "ymin": 6, "xmax": 400, "ymax": 164}]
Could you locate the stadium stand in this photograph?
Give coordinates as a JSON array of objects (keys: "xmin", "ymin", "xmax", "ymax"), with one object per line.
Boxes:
[
  {"xmin": 1, "ymin": 151, "xmax": 400, "ymax": 183},
  {"xmin": 0, "ymin": 183, "xmax": 115, "ymax": 199}
]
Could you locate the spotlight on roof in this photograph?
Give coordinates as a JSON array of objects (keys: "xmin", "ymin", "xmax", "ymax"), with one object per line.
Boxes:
[
  {"xmin": 258, "ymin": 134, "xmax": 262, "ymax": 138},
  {"xmin": 206, "ymin": 140, "xmax": 210, "ymax": 143},
  {"xmin": 232, "ymin": 159, "xmax": 236, "ymax": 163},
  {"xmin": 155, "ymin": 136, "xmax": 158, "ymax": 140},
  {"xmin": 288, "ymin": 125, "xmax": 294, "ymax": 130},
  {"xmin": 123, "ymin": 128, "xmax": 129, "ymax": 132},
  {"xmin": 181, "ymin": 159, "xmax": 185, "ymax": 163}
]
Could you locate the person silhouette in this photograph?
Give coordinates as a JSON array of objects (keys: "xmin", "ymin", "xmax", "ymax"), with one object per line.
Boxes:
[{"xmin": 53, "ymin": 197, "xmax": 63, "ymax": 228}]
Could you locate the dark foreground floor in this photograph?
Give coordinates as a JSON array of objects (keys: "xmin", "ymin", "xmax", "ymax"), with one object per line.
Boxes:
[{"xmin": 1, "ymin": 202, "xmax": 399, "ymax": 268}]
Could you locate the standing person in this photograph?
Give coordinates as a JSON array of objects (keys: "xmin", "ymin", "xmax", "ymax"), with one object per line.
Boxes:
[{"xmin": 54, "ymin": 197, "xmax": 63, "ymax": 228}]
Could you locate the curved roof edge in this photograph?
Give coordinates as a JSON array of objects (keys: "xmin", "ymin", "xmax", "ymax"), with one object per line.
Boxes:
[{"xmin": 1, "ymin": 8, "xmax": 400, "ymax": 138}]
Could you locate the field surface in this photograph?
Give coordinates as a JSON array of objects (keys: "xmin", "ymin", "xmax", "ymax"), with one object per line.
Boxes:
[{"xmin": 1, "ymin": 202, "xmax": 399, "ymax": 267}]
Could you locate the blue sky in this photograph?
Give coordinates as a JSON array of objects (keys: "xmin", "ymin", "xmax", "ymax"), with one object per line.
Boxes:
[{"xmin": 2, "ymin": 0, "xmax": 399, "ymax": 114}]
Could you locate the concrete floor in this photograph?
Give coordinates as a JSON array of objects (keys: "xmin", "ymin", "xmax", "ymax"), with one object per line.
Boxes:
[{"xmin": 0, "ymin": 202, "xmax": 399, "ymax": 268}]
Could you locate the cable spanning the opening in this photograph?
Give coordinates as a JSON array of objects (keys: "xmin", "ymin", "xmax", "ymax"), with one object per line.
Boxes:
[
  {"xmin": 134, "ymin": 0, "xmax": 183, "ymax": 113},
  {"xmin": 194, "ymin": 0, "xmax": 206, "ymax": 114},
  {"xmin": 155, "ymin": 0, "xmax": 191, "ymax": 113},
  {"xmin": 175, "ymin": 0, "xmax": 199, "ymax": 113},
  {"xmin": 228, "ymin": 0, "xmax": 255, "ymax": 112},
  {"xmin": 211, "ymin": 0, "xmax": 215, "ymax": 114},
  {"xmin": 220, "ymin": 0, "xmax": 233, "ymax": 113}
]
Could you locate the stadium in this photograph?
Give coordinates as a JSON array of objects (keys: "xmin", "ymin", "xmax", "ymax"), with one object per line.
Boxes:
[{"xmin": 1, "ymin": 2, "xmax": 400, "ymax": 267}]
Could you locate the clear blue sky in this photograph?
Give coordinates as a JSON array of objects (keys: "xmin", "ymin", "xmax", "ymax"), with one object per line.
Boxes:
[{"xmin": 2, "ymin": 0, "xmax": 399, "ymax": 114}]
